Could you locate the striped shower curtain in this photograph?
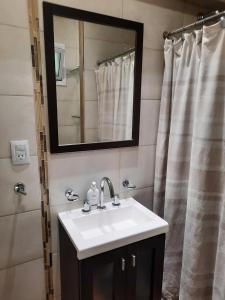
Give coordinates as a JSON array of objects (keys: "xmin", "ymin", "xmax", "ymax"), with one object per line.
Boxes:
[
  {"xmin": 154, "ymin": 21, "xmax": 225, "ymax": 300},
  {"xmin": 95, "ymin": 53, "xmax": 134, "ymax": 142}
]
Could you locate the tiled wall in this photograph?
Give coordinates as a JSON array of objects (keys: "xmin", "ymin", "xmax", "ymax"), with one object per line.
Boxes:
[
  {"xmin": 0, "ymin": 0, "xmax": 206, "ymax": 300},
  {"xmin": 0, "ymin": 0, "xmax": 45, "ymax": 299},
  {"xmin": 54, "ymin": 16, "xmax": 81, "ymax": 145},
  {"xmin": 39, "ymin": 1, "xmax": 206, "ymax": 299}
]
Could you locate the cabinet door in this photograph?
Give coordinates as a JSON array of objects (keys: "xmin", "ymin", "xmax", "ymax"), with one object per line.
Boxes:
[
  {"xmin": 80, "ymin": 247, "xmax": 127, "ymax": 300},
  {"xmin": 127, "ymin": 235, "xmax": 165, "ymax": 300}
]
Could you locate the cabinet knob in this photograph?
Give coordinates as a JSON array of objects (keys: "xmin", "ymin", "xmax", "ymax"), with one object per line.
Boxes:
[
  {"xmin": 131, "ymin": 254, "xmax": 136, "ymax": 268},
  {"xmin": 121, "ymin": 257, "xmax": 126, "ymax": 271}
]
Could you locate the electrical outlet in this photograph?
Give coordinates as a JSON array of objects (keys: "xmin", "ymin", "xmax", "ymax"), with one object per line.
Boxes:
[{"xmin": 10, "ymin": 140, "xmax": 30, "ymax": 165}]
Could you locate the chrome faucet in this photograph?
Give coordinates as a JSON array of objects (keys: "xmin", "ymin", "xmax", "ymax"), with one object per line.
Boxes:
[{"xmin": 98, "ymin": 177, "xmax": 115, "ymax": 209}]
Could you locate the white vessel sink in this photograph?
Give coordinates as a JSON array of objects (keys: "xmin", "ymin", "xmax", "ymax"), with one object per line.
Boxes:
[{"xmin": 58, "ymin": 198, "xmax": 168, "ymax": 260}]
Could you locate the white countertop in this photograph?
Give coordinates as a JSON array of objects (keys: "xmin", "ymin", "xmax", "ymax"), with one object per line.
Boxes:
[{"xmin": 58, "ymin": 197, "xmax": 168, "ymax": 260}]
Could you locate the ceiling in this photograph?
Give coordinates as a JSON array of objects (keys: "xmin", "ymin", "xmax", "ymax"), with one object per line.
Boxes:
[{"xmin": 186, "ymin": 0, "xmax": 225, "ymax": 10}]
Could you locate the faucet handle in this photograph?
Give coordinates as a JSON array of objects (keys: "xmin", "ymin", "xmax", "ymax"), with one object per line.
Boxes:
[
  {"xmin": 82, "ymin": 201, "xmax": 91, "ymax": 213},
  {"xmin": 112, "ymin": 194, "xmax": 120, "ymax": 206},
  {"xmin": 97, "ymin": 203, "xmax": 106, "ymax": 210}
]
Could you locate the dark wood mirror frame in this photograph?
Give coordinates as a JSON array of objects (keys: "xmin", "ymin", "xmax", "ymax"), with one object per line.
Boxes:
[{"xmin": 43, "ymin": 2, "xmax": 143, "ymax": 153}]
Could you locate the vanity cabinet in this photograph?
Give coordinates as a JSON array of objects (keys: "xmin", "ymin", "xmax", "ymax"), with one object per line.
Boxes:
[{"xmin": 59, "ymin": 222, "xmax": 165, "ymax": 300}]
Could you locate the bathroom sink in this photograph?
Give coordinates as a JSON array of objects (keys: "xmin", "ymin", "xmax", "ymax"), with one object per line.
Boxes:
[{"xmin": 58, "ymin": 198, "xmax": 168, "ymax": 259}]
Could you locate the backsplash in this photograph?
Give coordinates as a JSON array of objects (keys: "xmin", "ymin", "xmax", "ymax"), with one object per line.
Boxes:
[{"xmin": 0, "ymin": 0, "xmax": 207, "ymax": 299}]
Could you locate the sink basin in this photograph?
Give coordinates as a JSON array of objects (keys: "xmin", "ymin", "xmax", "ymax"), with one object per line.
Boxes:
[{"xmin": 58, "ymin": 198, "xmax": 168, "ymax": 259}]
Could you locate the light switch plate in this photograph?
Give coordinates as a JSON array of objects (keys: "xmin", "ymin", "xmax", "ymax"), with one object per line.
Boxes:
[{"xmin": 10, "ymin": 140, "xmax": 30, "ymax": 165}]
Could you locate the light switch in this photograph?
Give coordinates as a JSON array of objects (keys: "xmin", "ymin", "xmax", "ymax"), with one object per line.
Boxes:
[{"xmin": 10, "ymin": 140, "xmax": 30, "ymax": 165}]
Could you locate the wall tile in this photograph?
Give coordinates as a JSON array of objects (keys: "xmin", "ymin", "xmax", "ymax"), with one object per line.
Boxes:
[
  {"xmin": 56, "ymin": 78, "xmax": 80, "ymax": 102},
  {"xmin": 141, "ymin": 48, "xmax": 164, "ymax": 100},
  {"xmin": 134, "ymin": 186, "xmax": 154, "ymax": 210},
  {"xmin": 85, "ymin": 129, "xmax": 99, "ymax": 143},
  {"xmin": 84, "ymin": 22, "xmax": 135, "ymax": 44},
  {"xmin": 0, "ymin": 258, "xmax": 45, "ymax": 300},
  {"xmin": 0, "ymin": 157, "xmax": 41, "ymax": 217},
  {"xmin": 64, "ymin": 47, "xmax": 79, "ymax": 70},
  {"xmin": 38, "ymin": 0, "xmax": 123, "ymax": 31},
  {"xmin": 0, "ymin": 210, "xmax": 43, "ymax": 269},
  {"xmin": 120, "ymin": 186, "xmax": 154, "ymax": 210},
  {"xmin": 84, "ymin": 101, "xmax": 98, "ymax": 129},
  {"xmin": 58, "ymin": 125, "xmax": 80, "ymax": 145},
  {"xmin": 123, "ymin": 0, "xmax": 184, "ymax": 50},
  {"xmin": 84, "ymin": 70, "xmax": 98, "ymax": 101},
  {"xmin": 119, "ymin": 145, "xmax": 156, "ymax": 191},
  {"xmin": 53, "ymin": 253, "xmax": 61, "ymax": 298},
  {"xmin": 54, "ymin": 16, "xmax": 79, "ymax": 49},
  {"xmin": 0, "ymin": 25, "xmax": 33, "ymax": 96},
  {"xmin": 57, "ymin": 100, "xmax": 80, "ymax": 126},
  {"xmin": 0, "ymin": 96, "xmax": 37, "ymax": 158},
  {"xmin": 84, "ymin": 38, "xmax": 130, "ymax": 70},
  {"xmin": 139, "ymin": 100, "xmax": 160, "ymax": 146},
  {"xmin": 0, "ymin": 0, "xmax": 29, "ymax": 28},
  {"xmin": 67, "ymin": 0, "xmax": 124, "ymax": 17},
  {"xmin": 49, "ymin": 149, "xmax": 120, "ymax": 206}
]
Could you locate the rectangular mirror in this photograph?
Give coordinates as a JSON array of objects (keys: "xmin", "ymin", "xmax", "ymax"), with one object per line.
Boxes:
[{"xmin": 43, "ymin": 2, "xmax": 143, "ymax": 153}]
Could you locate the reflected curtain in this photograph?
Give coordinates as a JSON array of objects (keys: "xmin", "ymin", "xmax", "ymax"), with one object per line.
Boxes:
[
  {"xmin": 154, "ymin": 21, "xmax": 225, "ymax": 300},
  {"xmin": 95, "ymin": 52, "xmax": 134, "ymax": 141}
]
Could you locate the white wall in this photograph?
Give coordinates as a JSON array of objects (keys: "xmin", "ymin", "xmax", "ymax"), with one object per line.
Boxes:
[{"xmin": 0, "ymin": 0, "xmax": 208, "ymax": 299}]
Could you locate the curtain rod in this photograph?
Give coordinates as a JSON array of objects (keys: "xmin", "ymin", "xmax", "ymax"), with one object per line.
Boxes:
[
  {"xmin": 97, "ymin": 48, "xmax": 135, "ymax": 66},
  {"xmin": 163, "ymin": 10, "xmax": 225, "ymax": 39}
]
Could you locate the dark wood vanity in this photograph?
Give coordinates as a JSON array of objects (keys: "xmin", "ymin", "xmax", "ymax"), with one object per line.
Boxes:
[{"xmin": 59, "ymin": 222, "xmax": 165, "ymax": 300}]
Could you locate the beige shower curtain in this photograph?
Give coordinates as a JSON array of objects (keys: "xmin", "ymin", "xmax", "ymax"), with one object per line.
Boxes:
[{"xmin": 154, "ymin": 21, "xmax": 225, "ymax": 300}]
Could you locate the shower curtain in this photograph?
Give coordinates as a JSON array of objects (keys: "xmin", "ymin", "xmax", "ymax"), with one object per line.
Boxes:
[
  {"xmin": 95, "ymin": 52, "xmax": 134, "ymax": 141},
  {"xmin": 154, "ymin": 21, "xmax": 225, "ymax": 300}
]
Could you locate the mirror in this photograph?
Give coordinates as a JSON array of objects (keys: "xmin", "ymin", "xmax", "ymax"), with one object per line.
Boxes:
[{"xmin": 43, "ymin": 2, "xmax": 143, "ymax": 152}]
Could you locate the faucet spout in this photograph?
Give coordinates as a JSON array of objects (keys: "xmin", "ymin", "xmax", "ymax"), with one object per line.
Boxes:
[{"xmin": 98, "ymin": 177, "xmax": 115, "ymax": 209}]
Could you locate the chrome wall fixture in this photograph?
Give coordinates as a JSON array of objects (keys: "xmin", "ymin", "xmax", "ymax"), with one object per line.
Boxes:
[
  {"xmin": 97, "ymin": 48, "xmax": 135, "ymax": 66},
  {"xmin": 14, "ymin": 182, "xmax": 27, "ymax": 195},
  {"xmin": 163, "ymin": 10, "xmax": 225, "ymax": 39},
  {"xmin": 65, "ymin": 189, "xmax": 79, "ymax": 201},
  {"xmin": 122, "ymin": 179, "xmax": 136, "ymax": 190}
]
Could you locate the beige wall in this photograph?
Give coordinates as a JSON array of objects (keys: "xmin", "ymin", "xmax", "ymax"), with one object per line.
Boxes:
[
  {"xmin": 54, "ymin": 16, "xmax": 81, "ymax": 145},
  {"xmin": 0, "ymin": 0, "xmax": 210, "ymax": 299},
  {"xmin": 40, "ymin": 1, "xmax": 207, "ymax": 299},
  {"xmin": 0, "ymin": 1, "xmax": 45, "ymax": 300}
]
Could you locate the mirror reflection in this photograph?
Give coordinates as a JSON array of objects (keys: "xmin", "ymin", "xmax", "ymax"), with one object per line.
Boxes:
[{"xmin": 53, "ymin": 16, "xmax": 136, "ymax": 145}]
